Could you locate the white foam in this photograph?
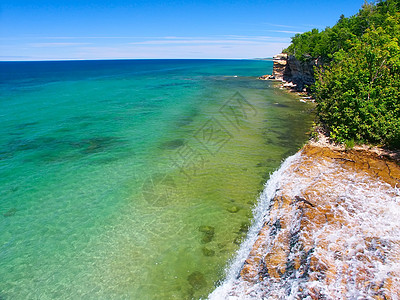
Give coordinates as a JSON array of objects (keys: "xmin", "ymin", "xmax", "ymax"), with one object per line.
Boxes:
[
  {"xmin": 208, "ymin": 152, "xmax": 302, "ymax": 299},
  {"xmin": 209, "ymin": 150, "xmax": 400, "ymax": 299}
]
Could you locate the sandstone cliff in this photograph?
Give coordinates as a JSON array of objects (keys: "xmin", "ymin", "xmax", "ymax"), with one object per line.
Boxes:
[{"xmin": 268, "ymin": 53, "xmax": 318, "ymax": 92}]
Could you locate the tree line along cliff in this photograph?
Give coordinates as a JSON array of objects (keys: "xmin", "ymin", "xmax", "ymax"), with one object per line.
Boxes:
[{"xmin": 281, "ymin": 0, "xmax": 400, "ymax": 148}]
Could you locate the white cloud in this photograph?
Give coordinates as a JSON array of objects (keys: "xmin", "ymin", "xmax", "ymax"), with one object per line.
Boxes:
[
  {"xmin": 266, "ymin": 30, "xmax": 303, "ymax": 34},
  {"xmin": 75, "ymin": 41, "xmax": 289, "ymax": 59},
  {"xmin": 128, "ymin": 35, "xmax": 290, "ymax": 45},
  {"xmin": 263, "ymin": 23, "xmax": 299, "ymax": 29},
  {"xmin": 29, "ymin": 42, "xmax": 91, "ymax": 47},
  {"xmin": 1, "ymin": 35, "xmax": 291, "ymax": 60}
]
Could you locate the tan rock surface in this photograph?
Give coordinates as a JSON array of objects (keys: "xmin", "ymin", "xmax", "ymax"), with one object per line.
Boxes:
[{"xmin": 232, "ymin": 144, "xmax": 400, "ymax": 299}]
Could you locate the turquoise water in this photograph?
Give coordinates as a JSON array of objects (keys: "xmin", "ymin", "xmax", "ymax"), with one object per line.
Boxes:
[{"xmin": 0, "ymin": 60, "xmax": 314, "ymax": 299}]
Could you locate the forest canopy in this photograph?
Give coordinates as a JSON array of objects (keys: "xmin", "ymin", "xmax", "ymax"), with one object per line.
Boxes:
[{"xmin": 284, "ymin": 0, "xmax": 400, "ymax": 148}]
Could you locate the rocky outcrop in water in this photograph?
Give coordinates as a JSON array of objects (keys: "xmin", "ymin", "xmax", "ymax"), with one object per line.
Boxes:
[
  {"xmin": 212, "ymin": 143, "xmax": 400, "ymax": 299},
  {"xmin": 270, "ymin": 54, "xmax": 288, "ymax": 81},
  {"xmin": 262, "ymin": 53, "xmax": 318, "ymax": 92}
]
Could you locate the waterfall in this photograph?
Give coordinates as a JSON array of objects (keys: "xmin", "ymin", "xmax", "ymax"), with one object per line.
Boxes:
[{"xmin": 209, "ymin": 146, "xmax": 400, "ymax": 299}]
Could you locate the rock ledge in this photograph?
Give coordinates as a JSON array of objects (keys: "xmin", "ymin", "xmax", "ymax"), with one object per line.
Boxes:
[{"xmin": 224, "ymin": 143, "xmax": 400, "ymax": 299}]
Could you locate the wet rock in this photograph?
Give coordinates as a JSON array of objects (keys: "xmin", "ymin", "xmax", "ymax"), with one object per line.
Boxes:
[
  {"xmin": 269, "ymin": 219, "xmax": 281, "ymax": 236},
  {"xmin": 234, "ymin": 143, "xmax": 400, "ymax": 298},
  {"xmin": 294, "ymin": 196, "xmax": 315, "ymax": 207}
]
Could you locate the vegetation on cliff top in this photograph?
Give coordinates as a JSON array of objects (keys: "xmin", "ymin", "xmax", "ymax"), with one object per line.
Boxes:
[{"xmin": 284, "ymin": 0, "xmax": 400, "ymax": 148}]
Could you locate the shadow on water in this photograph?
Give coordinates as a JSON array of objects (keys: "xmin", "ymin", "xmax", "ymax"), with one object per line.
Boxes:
[
  {"xmin": 3, "ymin": 135, "xmax": 125, "ymax": 164},
  {"xmin": 159, "ymin": 139, "xmax": 185, "ymax": 150},
  {"xmin": 15, "ymin": 122, "xmax": 39, "ymax": 130},
  {"xmin": 6, "ymin": 137, "xmax": 57, "ymax": 153},
  {"xmin": 176, "ymin": 117, "xmax": 194, "ymax": 127},
  {"xmin": 273, "ymin": 103, "xmax": 289, "ymax": 108},
  {"xmin": 89, "ymin": 151, "xmax": 135, "ymax": 165},
  {"xmin": 0, "ymin": 151, "xmax": 13, "ymax": 161},
  {"xmin": 2, "ymin": 208, "xmax": 17, "ymax": 217},
  {"xmin": 175, "ymin": 108, "xmax": 199, "ymax": 127},
  {"xmin": 77, "ymin": 137, "xmax": 122, "ymax": 154}
]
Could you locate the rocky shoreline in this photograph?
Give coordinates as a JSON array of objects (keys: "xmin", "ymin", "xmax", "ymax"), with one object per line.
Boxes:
[
  {"xmin": 209, "ymin": 56, "xmax": 400, "ymax": 299},
  {"xmin": 259, "ymin": 53, "xmax": 319, "ymax": 100},
  {"xmin": 210, "ymin": 137, "xmax": 400, "ymax": 299}
]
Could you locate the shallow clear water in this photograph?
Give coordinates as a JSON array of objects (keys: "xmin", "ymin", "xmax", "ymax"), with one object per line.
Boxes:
[{"xmin": 0, "ymin": 59, "xmax": 314, "ymax": 299}]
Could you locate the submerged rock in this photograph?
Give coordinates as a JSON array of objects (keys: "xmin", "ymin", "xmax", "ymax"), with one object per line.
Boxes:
[
  {"xmin": 238, "ymin": 221, "xmax": 251, "ymax": 234},
  {"xmin": 80, "ymin": 136, "xmax": 120, "ymax": 154},
  {"xmin": 3, "ymin": 208, "xmax": 17, "ymax": 217},
  {"xmin": 199, "ymin": 225, "xmax": 215, "ymax": 243},
  {"xmin": 187, "ymin": 271, "xmax": 206, "ymax": 290},
  {"xmin": 201, "ymin": 247, "xmax": 216, "ymax": 257},
  {"xmin": 199, "ymin": 225, "xmax": 215, "ymax": 234},
  {"xmin": 233, "ymin": 235, "xmax": 245, "ymax": 246},
  {"xmin": 176, "ymin": 117, "xmax": 194, "ymax": 127},
  {"xmin": 160, "ymin": 139, "xmax": 185, "ymax": 150},
  {"xmin": 227, "ymin": 206, "xmax": 240, "ymax": 213}
]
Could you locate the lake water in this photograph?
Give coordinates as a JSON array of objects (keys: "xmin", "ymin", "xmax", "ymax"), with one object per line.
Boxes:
[{"xmin": 0, "ymin": 59, "xmax": 314, "ymax": 299}]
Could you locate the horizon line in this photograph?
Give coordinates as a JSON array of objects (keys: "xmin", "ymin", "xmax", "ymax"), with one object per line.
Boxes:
[{"xmin": 0, "ymin": 57, "xmax": 275, "ymax": 63}]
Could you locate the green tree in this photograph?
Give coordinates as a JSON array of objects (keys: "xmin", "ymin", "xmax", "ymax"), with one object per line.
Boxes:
[
  {"xmin": 282, "ymin": 0, "xmax": 400, "ymax": 147},
  {"xmin": 313, "ymin": 23, "xmax": 400, "ymax": 147},
  {"xmin": 284, "ymin": 0, "xmax": 400, "ymax": 62}
]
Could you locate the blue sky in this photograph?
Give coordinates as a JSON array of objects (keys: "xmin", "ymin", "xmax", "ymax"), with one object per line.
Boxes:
[{"xmin": 1, "ymin": 0, "xmax": 366, "ymax": 61}]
